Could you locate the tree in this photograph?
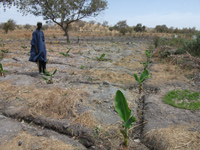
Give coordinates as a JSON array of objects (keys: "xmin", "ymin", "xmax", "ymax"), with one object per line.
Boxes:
[
  {"xmin": 3, "ymin": 19, "xmax": 16, "ymax": 33},
  {"xmin": 134, "ymin": 23, "xmax": 146, "ymax": 32},
  {"xmin": 102, "ymin": 21, "xmax": 108, "ymax": 27},
  {"xmin": 0, "ymin": 0, "xmax": 14, "ymax": 9},
  {"xmin": 134, "ymin": 23, "xmax": 142, "ymax": 32},
  {"xmin": 155, "ymin": 24, "xmax": 168, "ymax": 33},
  {"xmin": 15, "ymin": 0, "xmax": 108, "ymax": 43},
  {"xmin": 113, "ymin": 20, "xmax": 129, "ymax": 35},
  {"xmin": 88, "ymin": 20, "xmax": 96, "ymax": 26},
  {"xmin": 24, "ymin": 23, "xmax": 31, "ymax": 30}
]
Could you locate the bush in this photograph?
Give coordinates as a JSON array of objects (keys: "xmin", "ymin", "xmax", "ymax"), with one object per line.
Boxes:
[
  {"xmin": 3, "ymin": 19, "xmax": 16, "ymax": 33},
  {"xmin": 24, "ymin": 24, "xmax": 32, "ymax": 30},
  {"xmin": 175, "ymin": 32, "xmax": 200, "ymax": 56}
]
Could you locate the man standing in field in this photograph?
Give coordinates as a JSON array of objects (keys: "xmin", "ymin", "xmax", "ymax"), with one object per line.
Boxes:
[{"xmin": 29, "ymin": 22, "xmax": 47, "ymax": 74}]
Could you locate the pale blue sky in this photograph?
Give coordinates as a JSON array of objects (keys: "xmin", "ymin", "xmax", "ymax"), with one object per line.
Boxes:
[{"xmin": 0, "ymin": 0, "xmax": 200, "ymax": 29}]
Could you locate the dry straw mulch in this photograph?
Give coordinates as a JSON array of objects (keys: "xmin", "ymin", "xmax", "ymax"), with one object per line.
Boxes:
[{"xmin": 143, "ymin": 125, "xmax": 200, "ymax": 150}]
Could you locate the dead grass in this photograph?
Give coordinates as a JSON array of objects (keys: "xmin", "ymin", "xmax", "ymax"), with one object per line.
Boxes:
[
  {"xmin": 144, "ymin": 125, "xmax": 200, "ymax": 150},
  {"xmin": 91, "ymin": 69, "xmax": 136, "ymax": 85},
  {"xmin": 148, "ymin": 63, "xmax": 189, "ymax": 86},
  {"xmin": 0, "ymin": 132, "xmax": 77, "ymax": 150},
  {"xmin": 114, "ymin": 54, "xmax": 144, "ymax": 70},
  {"xmin": 72, "ymin": 111, "xmax": 97, "ymax": 128},
  {"xmin": 28, "ymin": 87, "xmax": 87, "ymax": 120}
]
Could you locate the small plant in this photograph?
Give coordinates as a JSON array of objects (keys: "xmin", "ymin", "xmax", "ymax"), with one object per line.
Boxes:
[
  {"xmin": 1, "ymin": 49, "xmax": 9, "ymax": 53},
  {"xmin": 163, "ymin": 89, "xmax": 200, "ymax": 110},
  {"xmin": 0, "ymin": 43, "xmax": 8, "ymax": 59},
  {"xmin": 80, "ymin": 65, "xmax": 85, "ymax": 69},
  {"xmin": 96, "ymin": 53, "xmax": 105, "ymax": 61},
  {"xmin": 140, "ymin": 46, "xmax": 153, "ymax": 70},
  {"xmin": 0, "ymin": 43, "xmax": 5, "ymax": 47},
  {"xmin": 21, "ymin": 43, "xmax": 27, "ymax": 50},
  {"xmin": 77, "ymin": 50, "xmax": 83, "ymax": 55},
  {"xmin": 145, "ymin": 46, "xmax": 152, "ymax": 61},
  {"xmin": 115, "ymin": 90, "xmax": 136, "ymax": 147},
  {"xmin": 59, "ymin": 47, "xmax": 71, "ymax": 57},
  {"xmin": 94, "ymin": 126, "xmax": 100, "ymax": 138},
  {"xmin": 1, "ymin": 49, "xmax": 9, "ymax": 59},
  {"xmin": 140, "ymin": 61, "xmax": 150, "ymax": 70},
  {"xmin": 42, "ymin": 69, "xmax": 57, "ymax": 84},
  {"xmin": 133, "ymin": 69, "xmax": 151, "ymax": 94},
  {"xmin": 87, "ymin": 77, "xmax": 93, "ymax": 81},
  {"xmin": 0, "ymin": 63, "xmax": 7, "ymax": 77}
]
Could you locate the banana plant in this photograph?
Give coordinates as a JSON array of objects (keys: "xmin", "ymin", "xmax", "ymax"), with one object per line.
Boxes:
[
  {"xmin": 140, "ymin": 60, "xmax": 152, "ymax": 70},
  {"xmin": 42, "ymin": 69, "xmax": 57, "ymax": 84},
  {"xmin": 145, "ymin": 46, "xmax": 152, "ymax": 62},
  {"xmin": 133, "ymin": 69, "xmax": 151, "ymax": 94},
  {"xmin": 140, "ymin": 46, "xmax": 153, "ymax": 70},
  {"xmin": 0, "ymin": 63, "xmax": 7, "ymax": 77},
  {"xmin": 115, "ymin": 90, "xmax": 136, "ymax": 147},
  {"xmin": 59, "ymin": 47, "xmax": 72, "ymax": 57},
  {"xmin": 96, "ymin": 53, "xmax": 105, "ymax": 61}
]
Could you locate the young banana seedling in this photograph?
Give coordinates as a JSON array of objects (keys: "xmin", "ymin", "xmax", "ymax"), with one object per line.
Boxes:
[
  {"xmin": 59, "ymin": 47, "xmax": 72, "ymax": 57},
  {"xmin": 115, "ymin": 90, "xmax": 136, "ymax": 147},
  {"xmin": 96, "ymin": 53, "xmax": 105, "ymax": 61},
  {"xmin": 133, "ymin": 69, "xmax": 151, "ymax": 94},
  {"xmin": 140, "ymin": 46, "xmax": 153, "ymax": 70},
  {"xmin": 0, "ymin": 63, "xmax": 7, "ymax": 77},
  {"xmin": 42, "ymin": 69, "xmax": 57, "ymax": 84}
]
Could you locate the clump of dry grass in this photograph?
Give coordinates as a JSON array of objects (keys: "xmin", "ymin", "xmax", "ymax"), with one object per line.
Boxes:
[
  {"xmin": 148, "ymin": 63, "xmax": 189, "ymax": 85},
  {"xmin": 90, "ymin": 69, "xmax": 136, "ymax": 85},
  {"xmin": 29, "ymin": 87, "xmax": 87, "ymax": 120},
  {"xmin": 72, "ymin": 111, "xmax": 97, "ymax": 128},
  {"xmin": 143, "ymin": 125, "xmax": 200, "ymax": 150},
  {"xmin": 0, "ymin": 132, "xmax": 77, "ymax": 150}
]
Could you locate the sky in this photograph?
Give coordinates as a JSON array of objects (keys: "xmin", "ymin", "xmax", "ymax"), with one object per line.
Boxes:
[{"xmin": 0, "ymin": 0, "xmax": 200, "ymax": 30}]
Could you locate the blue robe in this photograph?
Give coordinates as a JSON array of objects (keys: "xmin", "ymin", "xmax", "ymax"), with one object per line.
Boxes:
[{"xmin": 29, "ymin": 29, "xmax": 47, "ymax": 62}]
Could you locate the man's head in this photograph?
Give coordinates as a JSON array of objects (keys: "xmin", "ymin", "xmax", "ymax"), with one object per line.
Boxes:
[{"xmin": 37, "ymin": 22, "xmax": 42, "ymax": 30}]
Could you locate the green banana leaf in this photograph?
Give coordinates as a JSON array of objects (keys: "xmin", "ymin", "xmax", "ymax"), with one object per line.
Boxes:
[
  {"xmin": 100, "ymin": 53, "xmax": 105, "ymax": 59},
  {"xmin": 145, "ymin": 50, "xmax": 151, "ymax": 58},
  {"xmin": 140, "ymin": 69, "xmax": 151, "ymax": 82},
  {"xmin": 123, "ymin": 116, "xmax": 136, "ymax": 129},
  {"xmin": 42, "ymin": 76, "xmax": 48, "ymax": 80},
  {"xmin": 133, "ymin": 74, "xmax": 140, "ymax": 83},
  {"xmin": 52, "ymin": 69, "xmax": 57, "ymax": 75},
  {"xmin": 67, "ymin": 48, "xmax": 71, "ymax": 53},
  {"xmin": 44, "ymin": 69, "xmax": 50, "ymax": 76},
  {"xmin": 0, "ymin": 63, "xmax": 3, "ymax": 71},
  {"xmin": 115, "ymin": 90, "xmax": 131, "ymax": 123}
]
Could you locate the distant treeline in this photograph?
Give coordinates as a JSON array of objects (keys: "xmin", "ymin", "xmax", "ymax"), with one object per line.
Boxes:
[{"xmin": 0, "ymin": 19, "xmax": 198, "ymax": 35}]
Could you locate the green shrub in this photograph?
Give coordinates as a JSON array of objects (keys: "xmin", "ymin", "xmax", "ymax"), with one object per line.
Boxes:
[
  {"xmin": 3, "ymin": 19, "xmax": 16, "ymax": 34},
  {"xmin": 175, "ymin": 32, "xmax": 200, "ymax": 56}
]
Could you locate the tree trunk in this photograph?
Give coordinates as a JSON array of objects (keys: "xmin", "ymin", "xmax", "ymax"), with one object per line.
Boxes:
[{"xmin": 64, "ymin": 28, "xmax": 70, "ymax": 43}]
